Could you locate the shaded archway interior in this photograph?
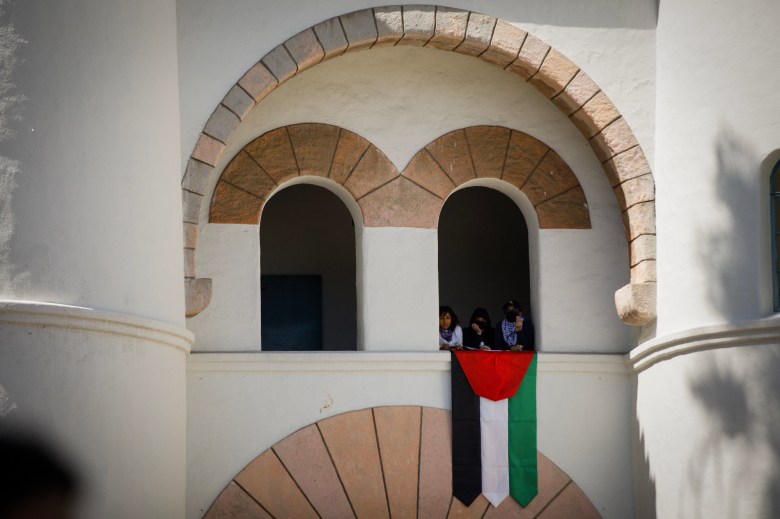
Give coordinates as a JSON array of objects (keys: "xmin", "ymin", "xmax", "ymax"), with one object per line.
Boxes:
[
  {"xmin": 260, "ymin": 184, "xmax": 357, "ymax": 351},
  {"xmin": 439, "ymin": 187, "xmax": 531, "ymax": 329}
]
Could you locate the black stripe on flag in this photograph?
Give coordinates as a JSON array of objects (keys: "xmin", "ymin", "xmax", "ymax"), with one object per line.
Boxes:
[{"xmin": 451, "ymin": 352, "xmax": 481, "ymax": 505}]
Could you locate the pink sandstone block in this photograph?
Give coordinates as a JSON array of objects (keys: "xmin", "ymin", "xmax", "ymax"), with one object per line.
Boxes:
[
  {"xmin": 261, "ymin": 44, "xmax": 297, "ymax": 83},
  {"xmin": 203, "ymin": 105, "xmax": 240, "ymax": 144},
  {"xmin": 182, "ymin": 189, "xmax": 203, "ymax": 224},
  {"xmin": 192, "ymin": 133, "xmax": 224, "ymax": 166},
  {"xmin": 521, "ymin": 151, "xmax": 580, "ymax": 206},
  {"xmin": 427, "ymin": 7, "xmax": 468, "ymax": 50},
  {"xmin": 621, "ymin": 201, "xmax": 656, "ymax": 240},
  {"xmin": 571, "ymin": 91, "xmax": 622, "ymax": 139},
  {"xmin": 203, "ymin": 481, "xmax": 272, "ymax": 519},
  {"xmin": 222, "ymin": 85, "xmax": 255, "ymax": 120},
  {"xmin": 613, "ymin": 173, "xmax": 655, "ymax": 211},
  {"xmin": 221, "ymin": 151, "xmax": 277, "ymax": 199},
  {"xmin": 536, "ymin": 482, "xmax": 601, "ymax": 519},
  {"xmin": 630, "ymin": 234, "xmax": 656, "ymax": 266},
  {"xmin": 209, "ymin": 181, "xmax": 263, "ymax": 224},
  {"xmin": 340, "ymin": 9, "xmax": 378, "ymax": 52},
  {"xmin": 313, "ymin": 18, "xmax": 349, "ymax": 59},
  {"xmin": 374, "ymin": 407, "xmax": 422, "ymax": 519},
  {"xmin": 465, "ymin": 126, "xmax": 511, "ymax": 178},
  {"xmin": 529, "ymin": 48, "xmax": 579, "ymax": 98},
  {"xmin": 507, "ymin": 33, "xmax": 550, "ymax": 80},
  {"xmin": 552, "ymin": 70, "xmax": 600, "ymax": 115},
  {"xmin": 632, "ymin": 259, "xmax": 657, "ymax": 283},
  {"xmin": 481, "ymin": 20, "xmax": 527, "ymax": 68},
  {"xmin": 400, "ymin": 5, "xmax": 435, "ymax": 46},
  {"xmin": 602, "ymin": 146, "xmax": 652, "ymax": 186},
  {"xmin": 183, "ymin": 248, "xmax": 195, "ymax": 278},
  {"xmin": 245, "ymin": 128, "xmax": 299, "ymax": 184},
  {"xmin": 502, "ymin": 131, "xmax": 549, "ymax": 189},
  {"xmin": 373, "ymin": 6, "xmax": 403, "ymax": 47},
  {"xmin": 403, "ymin": 150, "xmax": 456, "ymax": 199},
  {"xmin": 358, "ymin": 176, "xmax": 442, "ymax": 228},
  {"xmin": 273, "ymin": 425, "xmax": 355, "ymax": 519},
  {"xmin": 519, "ymin": 452, "xmax": 573, "ymax": 517},
  {"xmin": 330, "ymin": 130, "xmax": 371, "ymax": 184},
  {"xmin": 590, "ymin": 117, "xmax": 639, "ymax": 162},
  {"xmin": 238, "ymin": 62, "xmax": 278, "ymax": 102},
  {"xmin": 455, "ymin": 13, "xmax": 496, "ymax": 56},
  {"xmin": 182, "ymin": 158, "xmax": 212, "ymax": 195},
  {"xmin": 425, "ymin": 129, "xmax": 476, "ymax": 186},
  {"xmin": 448, "ymin": 495, "xmax": 490, "ymax": 518},
  {"xmin": 418, "ymin": 408, "xmax": 452, "ymax": 519},
  {"xmin": 343, "ymin": 146, "xmax": 398, "ymax": 199},
  {"xmin": 183, "ymin": 222, "xmax": 198, "ymax": 250},
  {"xmin": 235, "ymin": 450, "xmax": 319, "ymax": 519},
  {"xmin": 287, "ymin": 123, "xmax": 340, "ymax": 177},
  {"xmin": 318, "ymin": 410, "xmax": 390, "ymax": 519},
  {"xmin": 284, "ymin": 28, "xmax": 324, "ymax": 72}
]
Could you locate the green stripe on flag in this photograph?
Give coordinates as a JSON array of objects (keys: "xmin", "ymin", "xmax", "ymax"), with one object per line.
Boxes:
[{"xmin": 508, "ymin": 353, "xmax": 537, "ymax": 507}]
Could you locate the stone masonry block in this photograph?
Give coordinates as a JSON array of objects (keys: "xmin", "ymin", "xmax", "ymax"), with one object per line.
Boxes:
[
  {"xmin": 425, "ymin": 129, "xmax": 475, "ymax": 186},
  {"xmin": 181, "ymin": 159, "xmax": 212, "ymax": 196},
  {"xmin": 481, "ymin": 20, "xmax": 526, "ymax": 68},
  {"xmin": 621, "ymin": 201, "xmax": 656, "ymax": 240},
  {"xmin": 632, "ymin": 259, "xmax": 657, "ymax": 283},
  {"xmin": 552, "ymin": 70, "xmax": 600, "ymax": 115},
  {"xmin": 465, "ymin": 126, "xmax": 511, "ymax": 178},
  {"xmin": 590, "ymin": 117, "xmax": 639, "ymax": 162},
  {"xmin": 238, "ymin": 62, "xmax": 278, "ymax": 102},
  {"xmin": 403, "ymin": 150, "xmax": 455, "ymax": 199},
  {"xmin": 614, "ymin": 173, "xmax": 655, "ymax": 211},
  {"xmin": 358, "ymin": 177, "xmax": 442, "ymax": 228},
  {"xmin": 222, "ymin": 151, "xmax": 277, "ymax": 199},
  {"xmin": 602, "ymin": 146, "xmax": 652, "ymax": 186},
  {"xmin": 502, "ymin": 131, "xmax": 549, "ymax": 189},
  {"xmin": 262, "ymin": 44, "xmax": 297, "ymax": 83},
  {"xmin": 615, "ymin": 282, "xmax": 656, "ymax": 326},
  {"xmin": 427, "ymin": 7, "xmax": 468, "ymax": 50},
  {"xmin": 222, "ymin": 85, "xmax": 254, "ymax": 120},
  {"xmin": 192, "ymin": 133, "xmax": 224, "ymax": 166},
  {"xmin": 185, "ymin": 277, "xmax": 212, "ymax": 318},
  {"xmin": 400, "ymin": 5, "xmax": 435, "ymax": 46},
  {"xmin": 183, "ymin": 222, "xmax": 198, "ymax": 250},
  {"xmin": 374, "ymin": 6, "xmax": 403, "ymax": 46},
  {"xmin": 507, "ymin": 33, "xmax": 549, "ymax": 80},
  {"xmin": 529, "ymin": 48, "xmax": 579, "ymax": 98},
  {"xmin": 287, "ymin": 123, "xmax": 340, "ymax": 177},
  {"xmin": 209, "ymin": 181, "xmax": 263, "ymax": 224},
  {"xmin": 285, "ymin": 28, "xmax": 324, "ymax": 72},
  {"xmin": 455, "ymin": 13, "xmax": 496, "ymax": 56},
  {"xmin": 203, "ymin": 105, "xmax": 240, "ymax": 144},
  {"xmin": 340, "ymin": 9, "xmax": 377, "ymax": 52},
  {"xmin": 630, "ymin": 234, "xmax": 656, "ymax": 266},
  {"xmin": 182, "ymin": 189, "xmax": 203, "ymax": 224},
  {"xmin": 571, "ymin": 90, "xmax": 621, "ymax": 139},
  {"xmin": 183, "ymin": 248, "xmax": 195, "ymax": 278},
  {"xmin": 313, "ymin": 18, "xmax": 348, "ymax": 59},
  {"xmin": 534, "ymin": 186, "xmax": 591, "ymax": 229}
]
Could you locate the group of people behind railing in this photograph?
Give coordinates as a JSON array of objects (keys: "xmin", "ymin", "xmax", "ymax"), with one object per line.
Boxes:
[{"xmin": 439, "ymin": 299, "xmax": 535, "ymax": 352}]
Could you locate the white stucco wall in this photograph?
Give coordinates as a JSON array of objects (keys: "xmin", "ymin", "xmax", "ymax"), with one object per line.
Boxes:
[
  {"xmin": 192, "ymin": 46, "xmax": 633, "ymax": 353},
  {"xmin": 655, "ymin": 0, "xmax": 780, "ymax": 336},
  {"xmin": 186, "ymin": 352, "xmax": 632, "ymax": 519}
]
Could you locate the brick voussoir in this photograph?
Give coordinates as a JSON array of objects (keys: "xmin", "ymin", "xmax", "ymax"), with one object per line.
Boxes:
[
  {"xmin": 340, "ymin": 9, "xmax": 378, "ymax": 52},
  {"xmin": 238, "ymin": 62, "xmax": 278, "ymax": 102},
  {"xmin": 192, "ymin": 133, "xmax": 224, "ymax": 167},
  {"xmin": 481, "ymin": 20, "xmax": 526, "ymax": 68},
  {"xmin": 399, "ymin": 5, "xmax": 435, "ymax": 46},
  {"xmin": 454, "ymin": 13, "xmax": 496, "ymax": 56},
  {"xmin": 529, "ymin": 48, "xmax": 579, "ymax": 99},
  {"xmin": 313, "ymin": 18, "xmax": 349, "ymax": 59},
  {"xmin": 284, "ymin": 28, "xmax": 325, "ymax": 72},
  {"xmin": 262, "ymin": 44, "xmax": 298, "ymax": 83},
  {"xmin": 427, "ymin": 6, "xmax": 468, "ymax": 50},
  {"xmin": 506, "ymin": 33, "xmax": 550, "ymax": 80}
]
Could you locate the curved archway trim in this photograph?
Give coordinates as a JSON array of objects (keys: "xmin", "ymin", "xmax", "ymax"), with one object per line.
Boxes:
[
  {"xmin": 183, "ymin": 6, "xmax": 656, "ymax": 324},
  {"xmin": 209, "ymin": 123, "xmax": 590, "ymax": 231},
  {"xmin": 203, "ymin": 406, "xmax": 602, "ymax": 518}
]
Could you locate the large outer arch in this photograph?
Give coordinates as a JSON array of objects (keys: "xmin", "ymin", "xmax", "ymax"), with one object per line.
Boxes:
[{"xmin": 182, "ymin": 6, "xmax": 656, "ymax": 324}]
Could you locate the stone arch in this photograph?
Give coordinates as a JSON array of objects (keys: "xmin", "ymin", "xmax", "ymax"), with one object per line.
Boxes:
[
  {"xmin": 209, "ymin": 123, "xmax": 590, "ymax": 230},
  {"xmin": 184, "ymin": 6, "xmax": 656, "ymax": 324},
  {"xmin": 203, "ymin": 406, "xmax": 601, "ymax": 518}
]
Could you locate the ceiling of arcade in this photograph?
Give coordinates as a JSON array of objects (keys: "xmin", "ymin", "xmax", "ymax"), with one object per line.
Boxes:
[{"xmin": 181, "ymin": 5, "xmax": 657, "ymax": 325}]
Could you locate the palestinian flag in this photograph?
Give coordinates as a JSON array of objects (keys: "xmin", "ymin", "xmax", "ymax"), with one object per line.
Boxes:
[{"xmin": 451, "ymin": 350, "xmax": 537, "ymax": 508}]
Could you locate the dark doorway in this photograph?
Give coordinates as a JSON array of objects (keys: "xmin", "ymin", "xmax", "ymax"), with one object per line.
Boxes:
[
  {"xmin": 260, "ymin": 184, "xmax": 357, "ymax": 351},
  {"xmin": 438, "ymin": 187, "xmax": 531, "ymax": 327}
]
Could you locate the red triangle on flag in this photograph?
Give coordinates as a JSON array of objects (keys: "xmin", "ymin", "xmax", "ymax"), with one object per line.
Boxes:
[{"xmin": 453, "ymin": 351, "xmax": 534, "ymax": 401}]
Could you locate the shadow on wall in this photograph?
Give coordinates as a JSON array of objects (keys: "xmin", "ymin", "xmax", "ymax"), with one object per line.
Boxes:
[
  {"xmin": 631, "ymin": 377, "xmax": 657, "ymax": 519},
  {"xmin": 0, "ymin": 4, "xmax": 28, "ymax": 297},
  {"xmin": 696, "ymin": 129, "xmax": 762, "ymax": 321},
  {"xmin": 686, "ymin": 347, "xmax": 780, "ymax": 518}
]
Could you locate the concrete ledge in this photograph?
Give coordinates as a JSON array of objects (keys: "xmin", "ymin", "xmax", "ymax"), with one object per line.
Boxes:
[
  {"xmin": 187, "ymin": 351, "xmax": 628, "ymax": 374},
  {"xmin": 628, "ymin": 316, "xmax": 780, "ymax": 372},
  {"xmin": 0, "ymin": 300, "xmax": 193, "ymax": 353}
]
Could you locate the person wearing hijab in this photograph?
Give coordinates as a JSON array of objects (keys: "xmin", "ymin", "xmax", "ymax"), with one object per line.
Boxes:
[{"xmin": 494, "ymin": 299, "xmax": 535, "ymax": 351}]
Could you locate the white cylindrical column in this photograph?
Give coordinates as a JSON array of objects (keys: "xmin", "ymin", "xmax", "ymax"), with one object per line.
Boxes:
[{"xmin": 0, "ymin": 1, "xmax": 188, "ymax": 517}]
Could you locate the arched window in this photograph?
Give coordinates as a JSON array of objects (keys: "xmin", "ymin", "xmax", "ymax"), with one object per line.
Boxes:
[
  {"xmin": 438, "ymin": 186, "xmax": 531, "ymax": 338},
  {"xmin": 772, "ymin": 162, "xmax": 780, "ymax": 311},
  {"xmin": 260, "ymin": 184, "xmax": 358, "ymax": 351}
]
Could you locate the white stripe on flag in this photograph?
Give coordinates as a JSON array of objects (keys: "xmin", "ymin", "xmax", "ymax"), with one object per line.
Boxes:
[{"xmin": 480, "ymin": 397, "xmax": 509, "ymax": 507}]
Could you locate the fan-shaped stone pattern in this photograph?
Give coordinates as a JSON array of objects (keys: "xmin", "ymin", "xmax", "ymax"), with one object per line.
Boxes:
[
  {"xmin": 206, "ymin": 407, "xmax": 602, "ymax": 518},
  {"xmin": 422, "ymin": 126, "xmax": 591, "ymax": 229},
  {"xmin": 184, "ymin": 6, "xmax": 658, "ymax": 318}
]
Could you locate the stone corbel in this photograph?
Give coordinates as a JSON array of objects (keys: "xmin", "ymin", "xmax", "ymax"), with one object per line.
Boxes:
[
  {"xmin": 185, "ymin": 278, "xmax": 212, "ymax": 318},
  {"xmin": 615, "ymin": 282, "xmax": 656, "ymax": 326}
]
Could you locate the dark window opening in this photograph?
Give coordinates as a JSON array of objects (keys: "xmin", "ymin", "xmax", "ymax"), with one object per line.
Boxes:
[
  {"xmin": 260, "ymin": 184, "xmax": 357, "ymax": 351},
  {"xmin": 438, "ymin": 186, "xmax": 532, "ymax": 333}
]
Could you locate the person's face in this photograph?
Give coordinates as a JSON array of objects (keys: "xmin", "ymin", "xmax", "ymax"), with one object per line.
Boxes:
[
  {"xmin": 440, "ymin": 313, "xmax": 452, "ymax": 329},
  {"xmin": 474, "ymin": 317, "xmax": 488, "ymax": 328}
]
